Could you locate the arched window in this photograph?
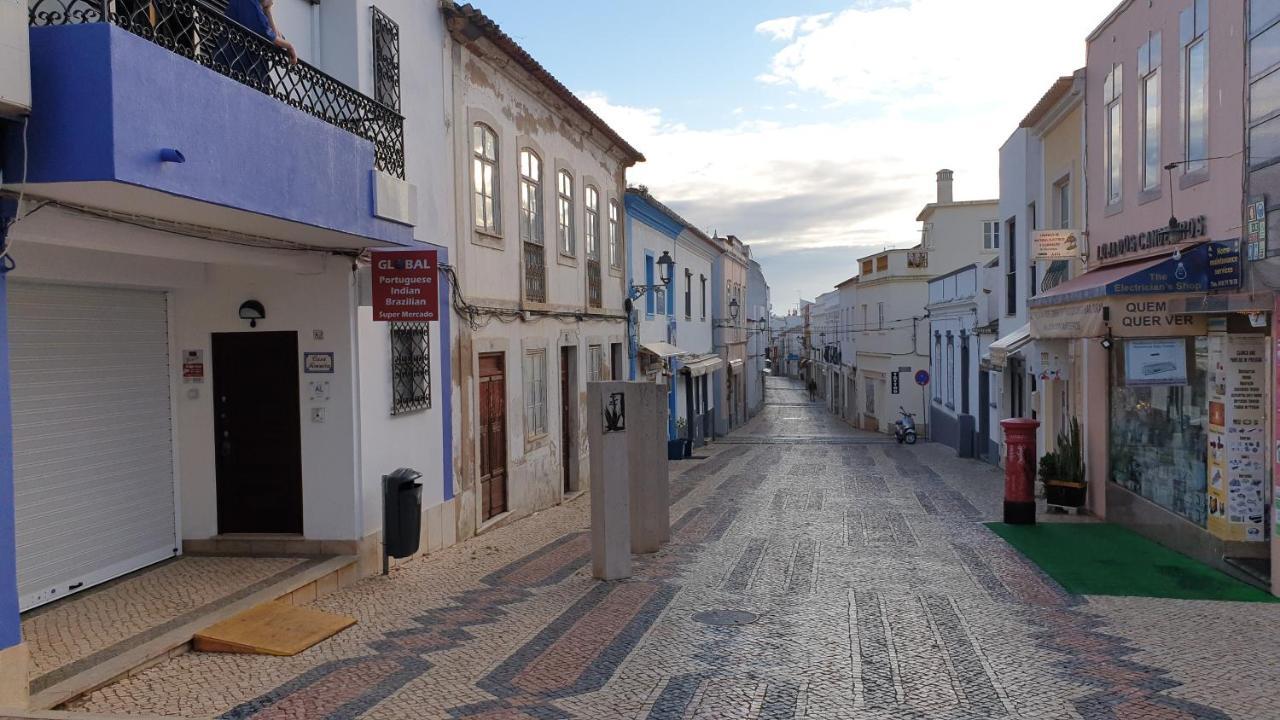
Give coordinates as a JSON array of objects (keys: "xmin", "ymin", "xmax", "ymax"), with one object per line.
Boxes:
[
  {"xmin": 557, "ymin": 169, "xmax": 575, "ymax": 255},
  {"xmin": 472, "ymin": 123, "xmax": 499, "ymax": 233},
  {"xmin": 518, "ymin": 149, "xmax": 542, "ymax": 244},
  {"xmin": 584, "ymin": 186, "xmax": 600, "ymax": 259}
]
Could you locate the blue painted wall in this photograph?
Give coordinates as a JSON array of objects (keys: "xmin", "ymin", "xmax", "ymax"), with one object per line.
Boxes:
[
  {"xmin": 0, "ymin": 271, "xmax": 19, "ymax": 650},
  {"xmin": 7, "ymin": 24, "xmax": 412, "ymax": 246}
]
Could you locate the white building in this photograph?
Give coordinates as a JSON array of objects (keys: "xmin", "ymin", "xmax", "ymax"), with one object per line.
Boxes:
[
  {"xmin": 988, "ymin": 72, "xmax": 1085, "ymax": 464},
  {"xmin": 808, "ymin": 289, "xmax": 841, "ymax": 407},
  {"xmin": 442, "ymin": 2, "xmax": 643, "ymax": 536},
  {"xmin": 712, "ymin": 235, "xmax": 751, "ymax": 434},
  {"xmin": 624, "ymin": 188, "xmax": 722, "ymax": 451},
  {"xmin": 0, "ymin": 0, "xmax": 458, "ymax": 646},
  {"xmin": 926, "ymin": 263, "xmax": 999, "ymax": 456},
  {"xmin": 834, "ymin": 275, "xmax": 859, "ymax": 422},
  {"xmin": 746, "ymin": 254, "xmax": 771, "ymax": 416},
  {"xmin": 846, "ymin": 170, "xmax": 997, "ymax": 436}
]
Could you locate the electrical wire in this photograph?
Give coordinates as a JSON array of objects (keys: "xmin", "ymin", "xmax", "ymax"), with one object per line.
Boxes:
[
  {"xmin": 437, "ymin": 262, "xmax": 625, "ymax": 331},
  {"xmin": 0, "ymin": 116, "xmax": 30, "ymax": 273}
]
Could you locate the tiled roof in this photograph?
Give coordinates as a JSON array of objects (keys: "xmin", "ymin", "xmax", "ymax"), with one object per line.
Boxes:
[{"xmin": 440, "ymin": 1, "xmax": 645, "ymax": 164}]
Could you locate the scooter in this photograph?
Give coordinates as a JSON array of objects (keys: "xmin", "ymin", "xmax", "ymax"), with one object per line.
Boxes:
[{"xmin": 894, "ymin": 407, "xmax": 917, "ymax": 445}]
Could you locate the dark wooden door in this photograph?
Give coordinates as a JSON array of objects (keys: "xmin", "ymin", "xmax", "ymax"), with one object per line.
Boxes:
[
  {"xmin": 560, "ymin": 346, "xmax": 574, "ymax": 492},
  {"xmin": 479, "ymin": 353, "xmax": 507, "ymax": 520},
  {"xmin": 212, "ymin": 331, "xmax": 303, "ymax": 534}
]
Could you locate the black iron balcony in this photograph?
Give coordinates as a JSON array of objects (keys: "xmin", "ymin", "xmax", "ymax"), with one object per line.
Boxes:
[
  {"xmin": 587, "ymin": 258, "xmax": 602, "ymax": 309},
  {"xmin": 29, "ymin": 0, "xmax": 405, "ymax": 179},
  {"xmin": 524, "ymin": 241, "xmax": 546, "ymax": 304}
]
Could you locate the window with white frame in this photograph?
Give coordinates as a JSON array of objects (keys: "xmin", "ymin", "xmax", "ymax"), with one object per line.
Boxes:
[
  {"xmin": 608, "ymin": 200, "xmax": 621, "ymax": 268},
  {"xmin": 519, "ymin": 149, "xmax": 542, "ymax": 243},
  {"xmin": 1139, "ymin": 32, "xmax": 1162, "ymax": 191},
  {"xmin": 588, "ymin": 344, "xmax": 603, "ymax": 382},
  {"xmin": 1182, "ymin": 1, "xmax": 1209, "ymax": 174},
  {"xmin": 1104, "ymin": 63, "xmax": 1122, "ymax": 204},
  {"xmin": 472, "ymin": 123, "xmax": 499, "ymax": 233},
  {"xmin": 557, "ymin": 169, "xmax": 575, "ymax": 255},
  {"xmin": 523, "ymin": 349, "xmax": 547, "ymax": 437},
  {"xmin": 983, "ymin": 220, "xmax": 1000, "ymax": 250},
  {"xmin": 585, "ymin": 186, "xmax": 600, "ymax": 260},
  {"xmin": 1054, "ymin": 177, "xmax": 1071, "ymax": 228}
]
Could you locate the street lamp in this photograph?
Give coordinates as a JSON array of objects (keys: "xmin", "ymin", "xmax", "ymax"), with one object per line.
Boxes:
[
  {"xmin": 629, "ymin": 250, "xmax": 674, "ymax": 300},
  {"xmin": 729, "ymin": 297, "xmax": 740, "ymax": 321}
]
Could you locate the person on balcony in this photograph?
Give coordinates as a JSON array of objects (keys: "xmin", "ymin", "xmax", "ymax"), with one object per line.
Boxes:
[{"xmin": 224, "ymin": 0, "xmax": 298, "ymax": 66}]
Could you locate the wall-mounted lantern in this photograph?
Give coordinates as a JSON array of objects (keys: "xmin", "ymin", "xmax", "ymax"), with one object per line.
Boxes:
[{"xmin": 239, "ymin": 300, "xmax": 266, "ymax": 328}]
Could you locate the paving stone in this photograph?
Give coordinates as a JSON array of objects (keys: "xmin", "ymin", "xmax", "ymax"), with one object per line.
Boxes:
[{"xmin": 63, "ymin": 377, "xmax": 1280, "ymax": 719}]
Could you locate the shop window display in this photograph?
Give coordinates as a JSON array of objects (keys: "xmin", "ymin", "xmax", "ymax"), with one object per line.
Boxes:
[{"xmin": 1109, "ymin": 337, "xmax": 1208, "ymax": 526}]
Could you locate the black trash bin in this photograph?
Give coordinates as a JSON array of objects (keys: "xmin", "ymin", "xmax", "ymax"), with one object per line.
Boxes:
[{"xmin": 382, "ymin": 468, "xmax": 423, "ymax": 566}]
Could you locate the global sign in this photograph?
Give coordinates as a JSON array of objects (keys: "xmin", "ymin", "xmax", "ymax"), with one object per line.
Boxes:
[{"xmin": 371, "ymin": 248, "xmax": 439, "ymax": 322}]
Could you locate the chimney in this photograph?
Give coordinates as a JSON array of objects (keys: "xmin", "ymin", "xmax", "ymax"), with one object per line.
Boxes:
[{"xmin": 936, "ymin": 169, "xmax": 954, "ymax": 204}]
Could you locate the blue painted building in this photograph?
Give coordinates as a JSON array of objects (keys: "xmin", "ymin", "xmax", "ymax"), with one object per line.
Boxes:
[
  {"xmin": 0, "ymin": 0, "xmax": 458, "ymax": 699},
  {"xmin": 625, "ymin": 189, "xmax": 722, "ymax": 451}
]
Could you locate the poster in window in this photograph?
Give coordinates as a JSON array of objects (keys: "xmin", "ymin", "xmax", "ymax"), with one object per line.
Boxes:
[
  {"xmin": 1207, "ymin": 333, "xmax": 1268, "ymax": 541},
  {"xmin": 1123, "ymin": 338, "xmax": 1187, "ymax": 386}
]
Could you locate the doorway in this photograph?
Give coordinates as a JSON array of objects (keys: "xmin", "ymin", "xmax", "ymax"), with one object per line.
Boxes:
[
  {"xmin": 560, "ymin": 346, "xmax": 577, "ymax": 492},
  {"xmin": 212, "ymin": 331, "xmax": 303, "ymax": 535},
  {"xmin": 478, "ymin": 353, "xmax": 507, "ymax": 521},
  {"xmin": 978, "ymin": 371, "xmax": 991, "ymax": 461}
]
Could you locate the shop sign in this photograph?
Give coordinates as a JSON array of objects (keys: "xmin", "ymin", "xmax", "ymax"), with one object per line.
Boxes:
[
  {"xmin": 1247, "ymin": 197, "xmax": 1267, "ymax": 261},
  {"xmin": 304, "ymin": 352, "xmax": 335, "ymax": 374},
  {"xmin": 1207, "ymin": 333, "xmax": 1268, "ymax": 542},
  {"xmin": 1095, "ymin": 215, "xmax": 1206, "ymax": 264},
  {"xmin": 890, "ymin": 372, "xmax": 900, "ymax": 395},
  {"xmin": 371, "ymin": 249, "xmax": 439, "ymax": 322},
  {"xmin": 1030, "ymin": 300, "xmax": 1106, "ymax": 339},
  {"xmin": 1111, "ymin": 299, "xmax": 1206, "ymax": 337},
  {"xmin": 182, "ymin": 349, "xmax": 204, "ymax": 383},
  {"xmin": 1032, "ymin": 229, "xmax": 1082, "ymax": 260},
  {"xmin": 1107, "ymin": 240, "xmax": 1239, "ymax": 295},
  {"xmin": 1123, "ymin": 338, "xmax": 1187, "ymax": 386}
]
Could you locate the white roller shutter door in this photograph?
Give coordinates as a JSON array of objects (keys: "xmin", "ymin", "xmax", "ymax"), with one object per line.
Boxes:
[{"xmin": 10, "ymin": 282, "xmax": 177, "ymax": 610}]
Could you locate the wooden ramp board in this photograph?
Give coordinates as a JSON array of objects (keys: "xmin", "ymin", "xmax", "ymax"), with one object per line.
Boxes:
[{"xmin": 193, "ymin": 602, "xmax": 356, "ymax": 656}]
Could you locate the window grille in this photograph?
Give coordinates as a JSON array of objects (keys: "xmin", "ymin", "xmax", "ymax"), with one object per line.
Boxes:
[
  {"xmin": 390, "ymin": 322, "xmax": 431, "ymax": 414},
  {"xmin": 371, "ymin": 7, "xmax": 401, "ymax": 112}
]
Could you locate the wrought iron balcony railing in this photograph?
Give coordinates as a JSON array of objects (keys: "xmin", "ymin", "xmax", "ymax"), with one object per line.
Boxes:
[
  {"xmin": 523, "ymin": 241, "xmax": 546, "ymax": 304},
  {"xmin": 29, "ymin": 0, "xmax": 405, "ymax": 179},
  {"xmin": 586, "ymin": 258, "xmax": 602, "ymax": 309}
]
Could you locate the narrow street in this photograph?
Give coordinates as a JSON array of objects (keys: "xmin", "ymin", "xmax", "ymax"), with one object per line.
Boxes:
[{"xmin": 65, "ymin": 377, "xmax": 1280, "ymax": 720}]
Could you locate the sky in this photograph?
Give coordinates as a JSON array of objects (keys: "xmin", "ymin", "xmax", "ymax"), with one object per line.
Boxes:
[{"xmin": 469, "ymin": 0, "xmax": 1119, "ymax": 312}]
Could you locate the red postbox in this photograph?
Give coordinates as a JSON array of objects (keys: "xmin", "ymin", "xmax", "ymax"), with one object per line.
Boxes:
[{"xmin": 1000, "ymin": 418, "xmax": 1040, "ymax": 525}]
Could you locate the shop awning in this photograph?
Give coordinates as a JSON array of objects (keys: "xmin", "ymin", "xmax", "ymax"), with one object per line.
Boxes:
[
  {"xmin": 989, "ymin": 324, "xmax": 1031, "ymax": 370},
  {"xmin": 640, "ymin": 341, "xmax": 685, "ymax": 358},
  {"xmin": 1029, "ymin": 240, "xmax": 1242, "ymax": 340},
  {"xmin": 681, "ymin": 354, "xmax": 724, "ymax": 377},
  {"xmin": 1030, "ymin": 240, "xmax": 1241, "ymax": 309}
]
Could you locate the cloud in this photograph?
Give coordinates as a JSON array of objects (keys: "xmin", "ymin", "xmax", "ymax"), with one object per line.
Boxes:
[{"xmin": 582, "ymin": 0, "xmax": 1117, "ymax": 307}]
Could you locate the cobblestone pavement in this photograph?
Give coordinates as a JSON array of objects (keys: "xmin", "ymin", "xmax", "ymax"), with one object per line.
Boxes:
[{"xmin": 68, "ymin": 376, "xmax": 1280, "ymax": 719}]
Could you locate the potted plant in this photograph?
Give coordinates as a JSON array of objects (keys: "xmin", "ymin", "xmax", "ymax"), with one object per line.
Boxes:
[
  {"xmin": 1042, "ymin": 417, "xmax": 1087, "ymax": 509},
  {"xmin": 668, "ymin": 418, "xmax": 692, "ymax": 459}
]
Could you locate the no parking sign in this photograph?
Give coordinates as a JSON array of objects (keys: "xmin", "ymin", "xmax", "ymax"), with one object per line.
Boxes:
[{"xmin": 914, "ymin": 370, "xmax": 930, "ymax": 387}]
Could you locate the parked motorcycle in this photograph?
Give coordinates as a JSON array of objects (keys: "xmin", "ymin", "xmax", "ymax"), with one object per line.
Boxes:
[{"xmin": 894, "ymin": 407, "xmax": 917, "ymax": 445}]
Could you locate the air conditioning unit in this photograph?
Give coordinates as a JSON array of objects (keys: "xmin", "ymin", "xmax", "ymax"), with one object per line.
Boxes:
[{"xmin": 0, "ymin": 0, "xmax": 32, "ymax": 119}]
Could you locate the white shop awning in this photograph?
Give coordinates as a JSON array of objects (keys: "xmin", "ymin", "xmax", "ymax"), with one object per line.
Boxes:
[
  {"xmin": 681, "ymin": 354, "xmax": 724, "ymax": 377},
  {"xmin": 988, "ymin": 324, "xmax": 1031, "ymax": 370},
  {"xmin": 640, "ymin": 341, "xmax": 685, "ymax": 358}
]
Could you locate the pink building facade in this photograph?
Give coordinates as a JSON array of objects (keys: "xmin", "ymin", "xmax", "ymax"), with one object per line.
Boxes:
[{"xmin": 1031, "ymin": 0, "xmax": 1273, "ymax": 590}]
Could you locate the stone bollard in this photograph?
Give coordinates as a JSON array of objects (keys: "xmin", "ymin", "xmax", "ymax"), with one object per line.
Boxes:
[
  {"xmin": 587, "ymin": 381, "xmax": 632, "ymax": 580},
  {"xmin": 628, "ymin": 381, "xmax": 669, "ymax": 553}
]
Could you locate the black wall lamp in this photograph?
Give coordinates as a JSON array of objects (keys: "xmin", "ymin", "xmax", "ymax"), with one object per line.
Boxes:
[
  {"xmin": 239, "ymin": 300, "xmax": 266, "ymax": 328},
  {"xmin": 729, "ymin": 297, "xmax": 740, "ymax": 321},
  {"xmin": 629, "ymin": 250, "xmax": 674, "ymax": 300}
]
